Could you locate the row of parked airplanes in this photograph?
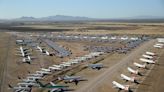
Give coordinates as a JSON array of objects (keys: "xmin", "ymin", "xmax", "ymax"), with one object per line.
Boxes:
[
  {"xmin": 11, "ymin": 51, "xmax": 105, "ymax": 92},
  {"xmin": 112, "ymin": 42, "xmax": 163, "ymax": 92},
  {"xmin": 16, "ymin": 45, "xmax": 53, "ymax": 64}
]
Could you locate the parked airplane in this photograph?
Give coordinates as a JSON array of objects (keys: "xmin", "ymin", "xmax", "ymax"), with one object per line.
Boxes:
[
  {"xmin": 145, "ymin": 51, "xmax": 156, "ymax": 56},
  {"xmin": 58, "ymin": 75, "xmax": 82, "ymax": 85},
  {"xmin": 142, "ymin": 54, "xmax": 153, "ymax": 59},
  {"xmin": 127, "ymin": 67, "xmax": 139, "ymax": 75},
  {"xmin": 120, "ymin": 74, "xmax": 139, "ymax": 84},
  {"xmin": 17, "ymin": 82, "xmax": 39, "ymax": 87},
  {"xmin": 36, "ymin": 70, "xmax": 51, "ymax": 75},
  {"xmin": 88, "ymin": 63, "xmax": 104, "ymax": 70},
  {"xmin": 16, "ymin": 46, "xmax": 29, "ymax": 57},
  {"xmin": 28, "ymin": 73, "xmax": 43, "ymax": 77},
  {"xmin": 36, "ymin": 80, "xmax": 69, "ymax": 89},
  {"xmin": 49, "ymin": 82, "xmax": 67, "ymax": 92},
  {"xmin": 41, "ymin": 68, "xmax": 51, "ymax": 72},
  {"xmin": 22, "ymin": 78, "xmax": 37, "ymax": 83},
  {"xmin": 133, "ymin": 62, "xmax": 146, "ymax": 69},
  {"xmin": 139, "ymin": 58, "xmax": 155, "ymax": 64},
  {"xmin": 49, "ymin": 66, "xmax": 62, "ymax": 71},
  {"xmin": 153, "ymin": 43, "xmax": 163, "ymax": 48},
  {"xmin": 8, "ymin": 84, "xmax": 31, "ymax": 92},
  {"xmin": 112, "ymin": 81, "xmax": 130, "ymax": 92},
  {"xmin": 36, "ymin": 46, "xmax": 44, "ymax": 52},
  {"xmin": 36, "ymin": 46, "xmax": 53, "ymax": 56},
  {"xmin": 26, "ymin": 76, "xmax": 42, "ymax": 80},
  {"xmin": 154, "ymin": 45, "xmax": 163, "ymax": 48}
]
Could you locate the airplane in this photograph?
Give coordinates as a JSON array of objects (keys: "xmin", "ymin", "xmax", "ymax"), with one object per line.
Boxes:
[
  {"xmin": 28, "ymin": 73, "xmax": 43, "ymax": 77},
  {"xmin": 17, "ymin": 82, "xmax": 40, "ymax": 87},
  {"xmin": 133, "ymin": 62, "xmax": 146, "ymax": 69},
  {"xmin": 36, "ymin": 70, "xmax": 51, "ymax": 75},
  {"xmin": 21, "ymin": 58, "xmax": 31, "ymax": 64},
  {"xmin": 21, "ymin": 55, "xmax": 35, "ymax": 64},
  {"xmin": 22, "ymin": 78, "xmax": 37, "ymax": 83},
  {"xmin": 41, "ymin": 68, "xmax": 51, "ymax": 72},
  {"xmin": 37, "ymin": 46, "xmax": 53, "ymax": 56},
  {"xmin": 139, "ymin": 58, "xmax": 155, "ymax": 64},
  {"xmin": 112, "ymin": 81, "xmax": 130, "ymax": 92},
  {"xmin": 16, "ymin": 46, "xmax": 30, "ymax": 57},
  {"xmin": 58, "ymin": 75, "xmax": 82, "ymax": 85},
  {"xmin": 36, "ymin": 46, "xmax": 44, "ymax": 53},
  {"xmin": 154, "ymin": 44, "xmax": 163, "ymax": 48},
  {"xmin": 49, "ymin": 66, "xmax": 62, "ymax": 71},
  {"xmin": 127, "ymin": 67, "xmax": 139, "ymax": 75},
  {"xmin": 145, "ymin": 51, "xmax": 156, "ymax": 56},
  {"xmin": 60, "ymin": 63, "xmax": 71, "ymax": 68},
  {"xmin": 49, "ymin": 82, "xmax": 67, "ymax": 92},
  {"xmin": 88, "ymin": 63, "xmax": 104, "ymax": 70},
  {"xmin": 8, "ymin": 84, "xmax": 31, "ymax": 92},
  {"xmin": 142, "ymin": 54, "xmax": 153, "ymax": 59},
  {"xmin": 26, "ymin": 76, "xmax": 43, "ymax": 80},
  {"xmin": 36, "ymin": 80, "xmax": 69, "ymax": 89},
  {"xmin": 120, "ymin": 74, "xmax": 139, "ymax": 84}
]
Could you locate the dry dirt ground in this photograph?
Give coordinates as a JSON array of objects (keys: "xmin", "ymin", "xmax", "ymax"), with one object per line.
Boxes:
[
  {"xmin": 0, "ymin": 30, "xmax": 163, "ymax": 92},
  {"xmin": 136, "ymin": 48, "xmax": 164, "ymax": 92},
  {"xmin": 16, "ymin": 22, "xmax": 164, "ymax": 35}
]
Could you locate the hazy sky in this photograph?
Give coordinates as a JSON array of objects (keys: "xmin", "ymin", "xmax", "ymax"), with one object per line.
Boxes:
[{"xmin": 0, "ymin": 0, "xmax": 164, "ymax": 19}]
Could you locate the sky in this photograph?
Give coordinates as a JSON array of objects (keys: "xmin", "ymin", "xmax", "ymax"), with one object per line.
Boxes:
[{"xmin": 0, "ymin": 0, "xmax": 164, "ymax": 19}]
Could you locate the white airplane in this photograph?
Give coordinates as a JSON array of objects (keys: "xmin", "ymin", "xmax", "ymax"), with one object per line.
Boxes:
[
  {"xmin": 28, "ymin": 73, "xmax": 43, "ymax": 77},
  {"xmin": 8, "ymin": 84, "xmax": 31, "ymax": 92},
  {"xmin": 140, "ymin": 58, "xmax": 155, "ymax": 64},
  {"xmin": 21, "ymin": 55, "xmax": 34, "ymax": 64},
  {"xmin": 58, "ymin": 75, "xmax": 82, "ymax": 85},
  {"xmin": 60, "ymin": 63, "xmax": 71, "ymax": 67},
  {"xmin": 127, "ymin": 67, "xmax": 139, "ymax": 75},
  {"xmin": 142, "ymin": 54, "xmax": 153, "ymax": 59},
  {"xmin": 53, "ymin": 65, "xmax": 63, "ymax": 68},
  {"xmin": 112, "ymin": 81, "xmax": 130, "ymax": 91},
  {"xmin": 13, "ymin": 86, "xmax": 31, "ymax": 92},
  {"xmin": 22, "ymin": 78, "xmax": 36, "ymax": 83},
  {"xmin": 70, "ymin": 61, "xmax": 79, "ymax": 64},
  {"xmin": 17, "ymin": 46, "xmax": 29, "ymax": 57},
  {"xmin": 37, "ymin": 46, "xmax": 52, "ymax": 56},
  {"xmin": 36, "ymin": 46, "xmax": 44, "ymax": 52},
  {"xmin": 154, "ymin": 44, "xmax": 163, "ymax": 48},
  {"xmin": 41, "ymin": 68, "xmax": 51, "ymax": 72},
  {"xmin": 36, "ymin": 70, "xmax": 51, "ymax": 75},
  {"xmin": 49, "ymin": 66, "xmax": 62, "ymax": 71},
  {"xmin": 133, "ymin": 62, "xmax": 146, "ymax": 69},
  {"xmin": 27, "ymin": 76, "xmax": 42, "ymax": 80},
  {"xmin": 17, "ymin": 82, "xmax": 39, "ymax": 87},
  {"xmin": 145, "ymin": 51, "xmax": 156, "ymax": 56},
  {"xmin": 121, "ymin": 74, "xmax": 136, "ymax": 83},
  {"xmin": 49, "ymin": 82, "xmax": 66, "ymax": 92}
]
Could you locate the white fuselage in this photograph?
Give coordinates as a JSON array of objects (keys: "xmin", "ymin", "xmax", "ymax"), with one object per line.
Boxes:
[
  {"xmin": 112, "ymin": 81, "xmax": 129, "ymax": 91},
  {"xmin": 134, "ymin": 62, "xmax": 146, "ymax": 68},
  {"xmin": 140, "ymin": 58, "xmax": 155, "ymax": 64},
  {"xmin": 121, "ymin": 74, "xmax": 134, "ymax": 82},
  {"xmin": 127, "ymin": 67, "xmax": 138, "ymax": 74}
]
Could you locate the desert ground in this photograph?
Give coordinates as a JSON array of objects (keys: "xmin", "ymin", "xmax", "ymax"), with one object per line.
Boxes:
[{"xmin": 0, "ymin": 21, "xmax": 163, "ymax": 92}]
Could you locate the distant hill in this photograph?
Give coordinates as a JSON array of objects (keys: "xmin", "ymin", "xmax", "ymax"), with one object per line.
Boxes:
[
  {"xmin": 12, "ymin": 15, "xmax": 94, "ymax": 21},
  {"xmin": 0, "ymin": 15, "xmax": 164, "ymax": 22}
]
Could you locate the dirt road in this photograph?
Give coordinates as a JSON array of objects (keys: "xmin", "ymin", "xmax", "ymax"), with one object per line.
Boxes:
[
  {"xmin": 76, "ymin": 39, "xmax": 155, "ymax": 92},
  {"xmin": 0, "ymin": 33, "xmax": 11, "ymax": 92}
]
